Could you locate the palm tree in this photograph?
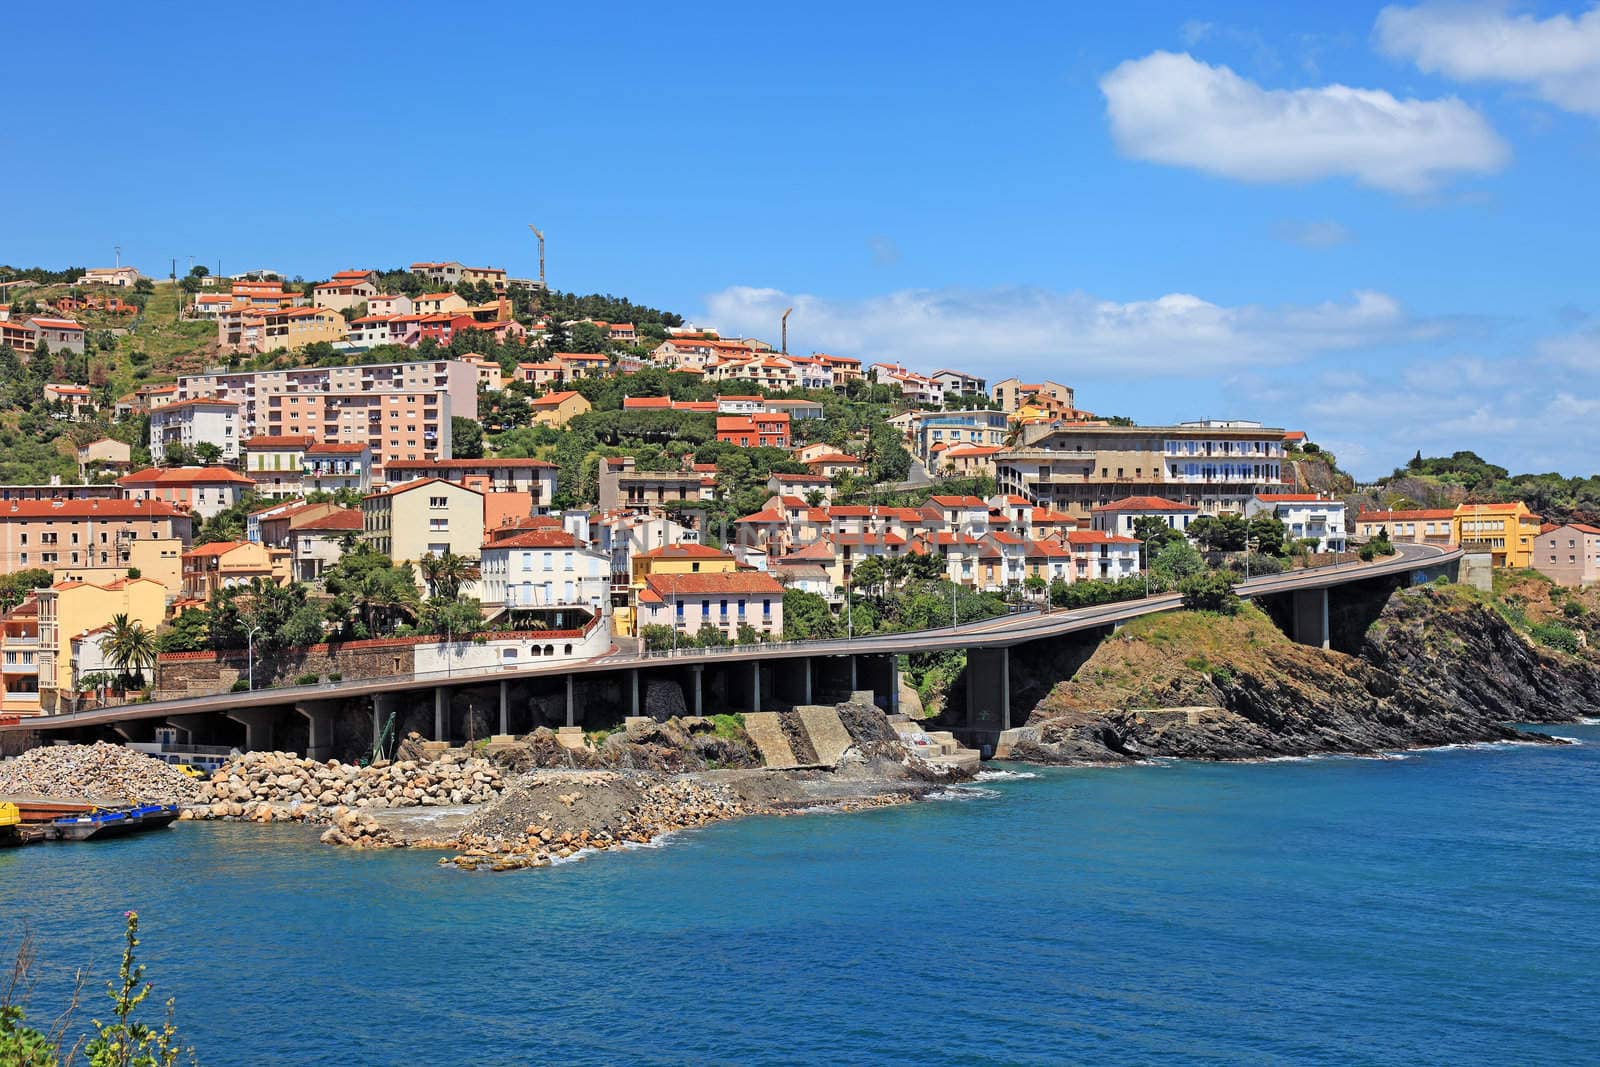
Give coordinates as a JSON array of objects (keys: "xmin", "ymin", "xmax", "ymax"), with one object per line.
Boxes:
[
  {"xmin": 421, "ymin": 551, "xmax": 480, "ymax": 600},
  {"xmin": 99, "ymin": 613, "xmax": 157, "ymax": 689}
]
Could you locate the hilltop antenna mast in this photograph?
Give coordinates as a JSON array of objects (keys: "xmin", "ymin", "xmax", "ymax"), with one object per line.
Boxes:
[
  {"xmin": 781, "ymin": 307, "xmax": 793, "ymax": 354},
  {"xmin": 528, "ymin": 225, "xmax": 545, "ymax": 289},
  {"xmin": 114, "ymin": 245, "xmax": 121, "ymax": 268}
]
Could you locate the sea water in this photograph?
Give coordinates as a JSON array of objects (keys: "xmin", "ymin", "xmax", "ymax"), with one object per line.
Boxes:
[{"xmin": 2, "ymin": 723, "xmax": 1597, "ymax": 1065}]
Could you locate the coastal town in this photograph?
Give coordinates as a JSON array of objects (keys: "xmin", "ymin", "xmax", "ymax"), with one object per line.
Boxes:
[{"xmin": 0, "ymin": 254, "xmax": 1592, "ymax": 732}]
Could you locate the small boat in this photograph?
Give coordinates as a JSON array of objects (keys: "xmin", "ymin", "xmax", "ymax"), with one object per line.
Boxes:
[{"xmin": 51, "ymin": 803, "xmax": 179, "ymax": 842}]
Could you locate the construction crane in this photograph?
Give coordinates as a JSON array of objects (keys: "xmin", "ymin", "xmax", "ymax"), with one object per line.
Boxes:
[
  {"xmin": 781, "ymin": 307, "xmax": 793, "ymax": 354},
  {"xmin": 527, "ymin": 225, "xmax": 545, "ymax": 289}
]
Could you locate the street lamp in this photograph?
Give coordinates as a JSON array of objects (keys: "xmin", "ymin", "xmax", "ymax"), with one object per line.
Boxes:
[
  {"xmin": 246, "ymin": 623, "xmax": 262, "ymax": 691},
  {"xmin": 671, "ymin": 572, "xmax": 679, "ymax": 654},
  {"xmin": 1142, "ymin": 533, "xmax": 1161, "ymax": 597}
]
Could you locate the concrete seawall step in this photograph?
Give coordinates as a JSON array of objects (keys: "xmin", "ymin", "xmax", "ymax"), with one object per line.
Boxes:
[
  {"xmin": 794, "ymin": 706, "xmax": 853, "ymax": 768},
  {"xmin": 743, "ymin": 712, "xmax": 799, "ymax": 769}
]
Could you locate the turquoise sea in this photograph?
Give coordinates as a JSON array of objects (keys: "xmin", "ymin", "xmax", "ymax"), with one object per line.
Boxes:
[{"xmin": 3, "ymin": 722, "xmax": 1598, "ymax": 1066}]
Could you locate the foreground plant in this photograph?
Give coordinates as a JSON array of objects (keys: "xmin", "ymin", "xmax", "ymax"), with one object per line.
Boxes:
[{"xmin": 0, "ymin": 913, "xmax": 194, "ymax": 1066}]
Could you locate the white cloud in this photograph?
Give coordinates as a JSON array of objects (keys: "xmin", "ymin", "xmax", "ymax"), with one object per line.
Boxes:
[
  {"xmin": 1271, "ymin": 219, "xmax": 1355, "ymax": 247},
  {"xmin": 1256, "ymin": 331, "xmax": 1600, "ymax": 477},
  {"xmin": 703, "ymin": 284, "xmax": 1424, "ymax": 377},
  {"xmin": 1376, "ymin": 2, "xmax": 1600, "ymax": 116},
  {"xmin": 1099, "ymin": 50, "xmax": 1509, "ymax": 191}
]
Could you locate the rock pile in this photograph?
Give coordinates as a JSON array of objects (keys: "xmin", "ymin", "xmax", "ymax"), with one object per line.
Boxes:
[
  {"xmin": 434, "ymin": 771, "xmax": 748, "ymax": 871},
  {"xmin": 191, "ymin": 750, "xmax": 507, "ymax": 820},
  {"xmin": 318, "ymin": 807, "xmax": 406, "ymax": 850},
  {"xmin": 0, "ymin": 742, "xmax": 201, "ymax": 804}
]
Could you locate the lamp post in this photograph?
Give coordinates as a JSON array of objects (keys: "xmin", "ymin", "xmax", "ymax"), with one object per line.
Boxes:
[
  {"xmin": 1142, "ymin": 534, "xmax": 1161, "ymax": 597},
  {"xmin": 671, "ymin": 572, "xmax": 679, "ymax": 654},
  {"xmin": 1243, "ymin": 533, "xmax": 1257, "ymax": 581},
  {"xmin": 246, "ymin": 623, "xmax": 262, "ymax": 691}
]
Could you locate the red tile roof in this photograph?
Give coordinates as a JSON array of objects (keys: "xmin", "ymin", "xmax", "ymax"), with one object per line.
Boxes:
[
  {"xmin": 244, "ymin": 435, "xmax": 316, "ymax": 449},
  {"xmin": 1067, "ymin": 530, "xmax": 1142, "ymax": 546},
  {"xmin": 119, "ymin": 466, "xmax": 253, "ymax": 486},
  {"xmin": 1091, "ymin": 496, "xmax": 1197, "ymax": 513},
  {"xmin": 636, "ymin": 543, "xmax": 731, "ymax": 560},
  {"xmin": 1356, "ymin": 509, "xmax": 1455, "ymax": 522},
  {"xmin": 0, "ymin": 499, "xmax": 184, "ymax": 519},
  {"xmin": 638, "ymin": 571, "xmax": 783, "ymax": 603},
  {"xmin": 485, "ymin": 529, "xmax": 580, "ymax": 549},
  {"xmin": 385, "ymin": 458, "xmax": 556, "ymax": 470},
  {"xmin": 1255, "ymin": 494, "xmax": 1340, "ymax": 504}
]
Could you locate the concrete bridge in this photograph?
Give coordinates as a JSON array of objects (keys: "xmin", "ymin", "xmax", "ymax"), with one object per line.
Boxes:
[{"xmin": 3, "ymin": 543, "xmax": 1459, "ymax": 760}]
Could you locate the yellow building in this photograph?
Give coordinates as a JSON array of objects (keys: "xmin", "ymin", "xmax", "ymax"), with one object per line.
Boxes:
[
  {"xmin": 528, "ymin": 389, "xmax": 592, "ymax": 428},
  {"xmin": 361, "ymin": 478, "xmax": 485, "ymax": 593},
  {"xmin": 181, "ymin": 541, "xmax": 292, "ymax": 600},
  {"xmin": 628, "ymin": 543, "xmax": 739, "ymax": 587},
  {"xmin": 36, "ymin": 577, "xmax": 167, "ymax": 712},
  {"xmin": 0, "ymin": 601, "xmax": 42, "ymax": 716},
  {"xmin": 52, "ymin": 537, "xmax": 187, "ymax": 597},
  {"xmin": 1453, "ymin": 502, "xmax": 1541, "ymax": 569}
]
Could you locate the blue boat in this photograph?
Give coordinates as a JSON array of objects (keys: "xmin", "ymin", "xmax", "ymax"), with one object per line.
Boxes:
[{"xmin": 52, "ymin": 803, "xmax": 179, "ymax": 842}]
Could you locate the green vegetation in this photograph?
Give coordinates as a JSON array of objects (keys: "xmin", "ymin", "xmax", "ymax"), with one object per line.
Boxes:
[
  {"xmin": 1529, "ymin": 621, "xmax": 1581, "ymax": 654},
  {"xmin": 1, "ymin": 912, "xmax": 194, "ymax": 1067},
  {"xmin": 1374, "ymin": 449, "xmax": 1600, "ymax": 525},
  {"xmin": 1179, "ymin": 570, "xmax": 1241, "ymax": 615},
  {"xmin": 708, "ymin": 713, "xmax": 746, "ymax": 739}
]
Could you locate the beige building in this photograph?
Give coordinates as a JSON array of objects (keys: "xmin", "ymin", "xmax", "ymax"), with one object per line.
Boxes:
[
  {"xmin": 1534, "ymin": 523, "xmax": 1600, "ymax": 587},
  {"xmin": 181, "ymin": 541, "xmax": 291, "ymax": 600},
  {"xmin": 992, "ymin": 378, "xmax": 1075, "ymax": 414},
  {"xmin": 598, "ymin": 456, "xmax": 709, "ymax": 511},
  {"xmin": 995, "ymin": 419, "xmax": 1287, "ymax": 519},
  {"xmin": 361, "ymin": 478, "xmax": 485, "ymax": 592},
  {"xmin": 0, "ymin": 499, "xmax": 192, "ymax": 573},
  {"xmin": 52, "ymin": 537, "xmax": 186, "ymax": 596},
  {"xmin": 76, "ymin": 437, "xmax": 133, "ymax": 478},
  {"xmin": 1354, "ymin": 509, "xmax": 1456, "ymax": 546}
]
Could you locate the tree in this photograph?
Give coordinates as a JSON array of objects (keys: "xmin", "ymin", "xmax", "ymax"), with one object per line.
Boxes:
[
  {"xmin": 1150, "ymin": 539, "xmax": 1205, "ymax": 588},
  {"xmin": 414, "ymin": 596, "xmax": 485, "ymax": 637},
  {"xmin": 1024, "ymin": 575, "xmax": 1047, "ymax": 602},
  {"xmin": 640, "ymin": 624, "xmax": 679, "ymax": 651},
  {"xmin": 98, "ymin": 613, "xmax": 157, "ymax": 688},
  {"xmin": 419, "ymin": 551, "xmax": 480, "ymax": 600},
  {"xmin": 1189, "ymin": 513, "xmax": 1248, "ymax": 552},
  {"xmin": 451, "ymin": 416, "xmax": 484, "ymax": 459},
  {"xmin": 1179, "ymin": 571, "xmax": 1240, "ymax": 614},
  {"xmin": 1246, "ymin": 513, "xmax": 1287, "ymax": 557},
  {"xmin": 155, "ymin": 606, "xmax": 211, "ymax": 653},
  {"xmin": 1131, "ymin": 516, "xmax": 1186, "ymax": 564},
  {"xmin": 0, "ymin": 568, "xmax": 50, "ymax": 611},
  {"xmin": 850, "ymin": 555, "xmax": 886, "ymax": 598},
  {"xmin": 694, "ymin": 623, "xmax": 732, "ymax": 647},
  {"xmin": 781, "ymin": 589, "xmax": 839, "ymax": 640},
  {"xmin": 193, "ymin": 441, "xmax": 222, "ymax": 464},
  {"xmin": 567, "ymin": 322, "xmax": 607, "ymax": 353}
]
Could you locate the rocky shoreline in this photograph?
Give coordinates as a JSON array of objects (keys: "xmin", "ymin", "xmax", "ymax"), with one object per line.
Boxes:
[{"xmin": 993, "ymin": 584, "xmax": 1598, "ymax": 766}]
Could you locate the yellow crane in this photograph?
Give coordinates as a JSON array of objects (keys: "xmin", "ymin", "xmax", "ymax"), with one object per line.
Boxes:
[{"xmin": 527, "ymin": 225, "xmax": 545, "ymax": 289}]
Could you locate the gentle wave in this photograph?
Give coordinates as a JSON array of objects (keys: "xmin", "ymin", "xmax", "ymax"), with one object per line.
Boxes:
[
  {"xmin": 974, "ymin": 769, "xmax": 1040, "ymax": 781},
  {"xmin": 925, "ymin": 785, "xmax": 1001, "ymax": 801}
]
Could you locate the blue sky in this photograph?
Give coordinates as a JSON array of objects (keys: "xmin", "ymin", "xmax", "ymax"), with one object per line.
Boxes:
[{"xmin": 8, "ymin": 1, "xmax": 1600, "ymax": 478}]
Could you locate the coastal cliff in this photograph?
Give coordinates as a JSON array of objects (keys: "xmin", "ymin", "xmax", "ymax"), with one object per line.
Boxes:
[{"xmin": 1002, "ymin": 583, "xmax": 1600, "ymax": 765}]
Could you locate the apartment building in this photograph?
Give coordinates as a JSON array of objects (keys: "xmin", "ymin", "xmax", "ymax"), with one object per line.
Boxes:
[
  {"xmin": 52, "ymin": 537, "xmax": 185, "ymax": 595},
  {"xmin": 992, "ymin": 378, "xmax": 1074, "ymax": 414},
  {"xmin": 479, "ymin": 529, "xmax": 611, "ymax": 617},
  {"xmin": 303, "ymin": 442, "xmax": 372, "ymax": 493},
  {"xmin": 311, "ymin": 270, "xmax": 379, "ymax": 311},
  {"xmin": 175, "ymin": 359, "xmax": 477, "ymax": 479},
  {"xmin": 285, "ymin": 509, "xmax": 363, "ymax": 582},
  {"xmin": 384, "ymin": 458, "xmax": 557, "ymax": 503},
  {"xmin": 361, "ymin": 478, "xmax": 485, "ymax": 585},
  {"xmin": 995, "ymin": 419, "xmax": 1287, "ymax": 519},
  {"xmin": 0, "ymin": 601, "xmax": 41, "ymax": 716},
  {"xmin": 36, "ymin": 576, "xmax": 167, "ymax": 712},
  {"xmin": 1246, "ymin": 494, "xmax": 1347, "ymax": 552},
  {"xmin": 914, "ymin": 410, "xmax": 1011, "ymax": 462},
  {"xmin": 634, "ymin": 570, "xmax": 785, "ymax": 640},
  {"xmin": 148, "ymin": 398, "xmax": 241, "ymax": 461},
  {"xmin": 244, "ymin": 435, "xmax": 314, "ymax": 498},
  {"xmin": 80, "ymin": 266, "xmax": 142, "ymax": 287},
  {"xmin": 598, "ymin": 456, "xmax": 709, "ymax": 511},
  {"xmin": 118, "ymin": 467, "xmax": 254, "ymax": 521},
  {"xmin": 1090, "ymin": 496, "xmax": 1199, "ymax": 537},
  {"xmin": 1454, "ymin": 502, "xmax": 1542, "ymax": 569},
  {"xmin": 930, "ymin": 369, "xmax": 988, "ymax": 397},
  {"xmin": 0, "ymin": 499, "xmax": 191, "ymax": 573},
  {"xmin": 218, "ymin": 305, "xmax": 346, "ymax": 354},
  {"xmin": 76, "ymin": 438, "xmax": 132, "ymax": 478},
  {"xmin": 181, "ymin": 541, "xmax": 290, "ymax": 600},
  {"xmin": 1534, "ymin": 523, "xmax": 1600, "ymax": 587},
  {"xmin": 1354, "ymin": 509, "xmax": 1456, "ymax": 546},
  {"xmin": 715, "ymin": 413, "xmax": 791, "ymax": 449}
]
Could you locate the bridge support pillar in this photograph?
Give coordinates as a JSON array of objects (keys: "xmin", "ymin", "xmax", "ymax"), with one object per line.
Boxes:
[
  {"xmin": 166, "ymin": 713, "xmax": 213, "ymax": 748},
  {"xmin": 689, "ymin": 666, "xmax": 703, "ymax": 717},
  {"xmin": 225, "ymin": 708, "xmax": 277, "ymax": 752},
  {"xmin": 498, "ymin": 681, "xmax": 510, "ymax": 736},
  {"xmin": 965, "ymin": 647, "xmax": 1011, "ymax": 750},
  {"xmin": 295, "ymin": 702, "xmax": 336, "ymax": 761},
  {"xmin": 629, "ymin": 670, "xmax": 640, "ymax": 718},
  {"xmin": 565, "ymin": 675, "xmax": 577, "ymax": 728},
  {"xmin": 749, "ymin": 662, "xmax": 762, "ymax": 712},
  {"xmin": 1292, "ymin": 588, "xmax": 1330, "ymax": 650},
  {"xmin": 849, "ymin": 655, "xmax": 858, "ymax": 692},
  {"xmin": 434, "ymin": 687, "xmax": 448, "ymax": 742},
  {"xmin": 802, "ymin": 658, "xmax": 812, "ymax": 705}
]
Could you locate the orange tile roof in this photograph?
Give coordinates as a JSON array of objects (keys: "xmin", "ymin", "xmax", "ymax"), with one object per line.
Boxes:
[
  {"xmin": 0, "ymin": 499, "xmax": 184, "ymax": 519},
  {"xmin": 244, "ymin": 435, "xmax": 316, "ymax": 449},
  {"xmin": 119, "ymin": 466, "xmax": 253, "ymax": 486},
  {"xmin": 485, "ymin": 529, "xmax": 580, "ymax": 549},
  {"xmin": 639, "ymin": 571, "xmax": 783, "ymax": 603},
  {"xmin": 1091, "ymin": 496, "xmax": 1198, "ymax": 513}
]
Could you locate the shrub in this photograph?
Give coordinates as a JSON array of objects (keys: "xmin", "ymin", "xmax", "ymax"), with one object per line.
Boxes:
[
  {"xmin": 1359, "ymin": 536, "xmax": 1395, "ymax": 562},
  {"xmin": 327, "ymin": 672, "xmax": 343, "ymax": 682},
  {"xmin": 294, "ymin": 673, "xmax": 320, "ymax": 686},
  {"xmin": 230, "ymin": 679, "xmax": 251, "ymax": 692},
  {"xmin": 1562, "ymin": 599, "xmax": 1585, "ymax": 619},
  {"xmin": 1179, "ymin": 571, "xmax": 1240, "ymax": 615},
  {"xmin": 1530, "ymin": 621, "xmax": 1581, "ymax": 654},
  {"xmin": 709, "ymin": 713, "xmax": 746, "ymax": 739}
]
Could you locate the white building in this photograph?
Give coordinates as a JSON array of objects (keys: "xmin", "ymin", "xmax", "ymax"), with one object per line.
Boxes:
[
  {"xmin": 479, "ymin": 529, "xmax": 612, "ymax": 617},
  {"xmin": 1090, "ymin": 496, "xmax": 1200, "ymax": 538},
  {"xmin": 148, "ymin": 398, "xmax": 241, "ymax": 461},
  {"xmin": 1246, "ymin": 494, "xmax": 1347, "ymax": 552},
  {"xmin": 1066, "ymin": 530, "xmax": 1142, "ymax": 581}
]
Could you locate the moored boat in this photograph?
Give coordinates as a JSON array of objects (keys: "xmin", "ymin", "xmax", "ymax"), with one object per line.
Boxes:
[{"xmin": 50, "ymin": 803, "xmax": 180, "ymax": 841}]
